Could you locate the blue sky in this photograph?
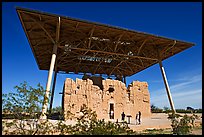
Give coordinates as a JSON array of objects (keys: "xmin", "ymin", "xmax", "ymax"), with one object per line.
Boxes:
[{"xmin": 2, "ymin": 2, "xmax": 202, "ymax": 109}]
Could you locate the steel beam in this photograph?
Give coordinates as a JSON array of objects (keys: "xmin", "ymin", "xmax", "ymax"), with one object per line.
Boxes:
[
  {"xmin": 61, "ymin": 46, "xmax": 158, "ymax": 61},
  {"xmin": 27, "ymin": 14, "xmax": 55, "ymax": 44},
  {"xmin": 114, "ymin": 33, "xmax": 124, "ymax": 52},
  {"xmin": 88, "ymin": 26, "xmax": 95, "ymax": 48}
]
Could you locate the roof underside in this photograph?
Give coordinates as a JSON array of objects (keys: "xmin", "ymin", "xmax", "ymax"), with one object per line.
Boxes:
[{"xmin": 16, "ymin": 7, "xmax": 194, "ymax": 77}]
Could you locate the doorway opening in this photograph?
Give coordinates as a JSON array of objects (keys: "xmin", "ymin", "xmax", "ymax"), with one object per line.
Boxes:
[{"xmin": 109, "ymin": 103, "xmax": 114, "ymax": 119}]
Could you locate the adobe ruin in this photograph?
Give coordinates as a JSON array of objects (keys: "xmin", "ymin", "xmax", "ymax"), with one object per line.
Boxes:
[{"xmin": 62, "ymin": 76, "xmax": 151, "ymax": 122}]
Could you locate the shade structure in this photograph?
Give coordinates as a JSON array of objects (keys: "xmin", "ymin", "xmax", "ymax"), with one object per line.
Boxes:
[{"xmin": 16, "ymin": 7, "xmax": 194, "ymax": 77}]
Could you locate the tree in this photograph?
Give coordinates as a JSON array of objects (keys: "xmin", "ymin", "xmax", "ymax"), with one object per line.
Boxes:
[
  {"xmin": 51, "ymin": 106, "xmax": 62, "ymax": 114},
  {"xmin": 151, "ymin": 104, "xmax": 163, "ymax": 113},
  {"xmin": 2, "ymin": 81, "xmax": 54, "ymax": 135},
  {"xmin": 2, "ymin": 82, "xmax": 137, "ymax": 135},
  {"xmin": 151, "ymin": 104, "xmax": 157, "ymax": 110},
  {"xmin": 2, "ymin": 81, "xmax": 45, "ymax": 119},
  {"xmin": 163, "ymin": 106, "xmax": 171, "ymax": 113}
]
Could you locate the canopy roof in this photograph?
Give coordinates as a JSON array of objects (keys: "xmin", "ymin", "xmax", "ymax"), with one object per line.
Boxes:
[{"xmin": 16, "ymin": 7, "xmax": 194, "ymax": 77}]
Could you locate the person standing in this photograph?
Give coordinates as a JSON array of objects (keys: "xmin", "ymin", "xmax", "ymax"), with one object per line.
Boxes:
[
  {"xmin": 110, "ymin": 110, "xmax": 114, "ymax": 119},
  {"xmin": 121, "ymin": 112, "xmax": 125, "ymax": 121},
  {"xmin": 135, "ymin": 113, "xmax": 139, "ymax": 125},
  {"xmin": 138, "ymin": 111, "xmax": 141, "ymax": 124}
]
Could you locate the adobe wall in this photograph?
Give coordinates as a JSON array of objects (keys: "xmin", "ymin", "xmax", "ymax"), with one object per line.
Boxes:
[{"xmin": 63, "ymin": 78, "xmax": 151, "ymax": 121}]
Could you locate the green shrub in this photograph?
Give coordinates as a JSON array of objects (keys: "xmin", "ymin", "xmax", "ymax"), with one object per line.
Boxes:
[
  {"xmin": 168, "ymin": 113, "xmax": 198, "ymax": 135},
  {"xmin": 151, "ymin": 104, "xmax": 163, "ymax": 113},
  {"xmin": 195, "ymin": 109, "xmax": 202, "ymax": 113},
  {"xmin": 2, "ymin": 82, "xmax": 137, "ymax": 135},
  {"xmin": 2, "ymin": 81, "xmax": 52, "ymax": 135},
  {"xmin": 176, "ymin": 109, "xmax": 193, "ymax": 113},
  {"xmin": 66, "ymin": 104, "xmax": 136, "ymax": 135}
]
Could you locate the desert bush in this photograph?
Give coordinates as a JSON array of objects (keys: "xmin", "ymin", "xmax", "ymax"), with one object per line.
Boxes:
[
  {"xmin": 195, "ymin": 109, "xmax": 202, "ymax": 113},
  {"xmin": 2, "ymin": 81, "xmax": 53, "ymax": 135},
  {"xmin": 2, "ymin": 82, "xmax": 136, "ymax": 135},
  {"xmin": 65, "ymin": 104, "xmax": 135, "ymax": 135},
  {"xmin": 168, "ymin": 113, "xmax": 198, "ymax": 135}
]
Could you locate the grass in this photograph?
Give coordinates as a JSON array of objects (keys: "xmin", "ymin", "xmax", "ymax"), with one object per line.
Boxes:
[
  {"xmin": 137, "ymin": 128, "xmax": 172, "ymax": 135},
  {"xmin": 136, "ymin": 124, "xmax": 202, "ymax": 135}
]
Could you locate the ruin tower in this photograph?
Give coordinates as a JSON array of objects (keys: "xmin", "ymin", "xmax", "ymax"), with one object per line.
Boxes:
[{"xmin": 62, "ymin": 77, "xmax": 151, "ymax": 121}]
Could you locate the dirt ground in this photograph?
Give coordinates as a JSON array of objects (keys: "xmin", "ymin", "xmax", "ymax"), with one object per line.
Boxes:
[
  {"xmin": 191, "ymin": 128, "xmax": 202, "ymax": 135},
  {"xmin": 2, "ymin": 113, "xmax": 202, "ymax": 135},
  {"xmin": 127, "ymin": 113, "xmax": 202, "ymax": 135}
]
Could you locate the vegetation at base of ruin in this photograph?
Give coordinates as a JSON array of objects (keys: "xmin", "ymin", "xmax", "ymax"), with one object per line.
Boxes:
[
  {"xmin": 138, "ymin": 128, "xmax": 172, "ymax": 135},
  {"xmin": 2, "ymin": 82, "xmax": 136, "ymax": 135},
  {"xmin": 2, "ymin": 82, "xmax": 201, "ymax": 135},
  {"xmin": 59, "ymin": 104, "xmax": 136, "ymax": 135},
  {"xmin": 2, "ymin": 81, "xmax": 54, "ymax": 135},
  {"xmin": 167, "ymin": 113, "xmax": 199, "ymax": 135},
  {"xmin": 149, "ymin": 104, "xmax": 201, "ymax": 135},
  {"xmin": 137, "ymin": 125, "xmax": 202, "ymax": 135}
]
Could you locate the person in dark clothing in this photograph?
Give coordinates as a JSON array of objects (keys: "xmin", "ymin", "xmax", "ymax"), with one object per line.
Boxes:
[
  {"xmin": 121, "ymin": 112, "xmax": 125, "ymax": 121},
  {"xmin": 138, "ymin": 111, "xmax": 141, "ymax": 124},
  {"xmin": 135, "ymin": 113, "xmax": 139, "ymax": 125}
]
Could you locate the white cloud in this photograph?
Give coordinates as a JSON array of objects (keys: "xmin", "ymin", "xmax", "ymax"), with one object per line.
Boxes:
[
  {"xmin": 151, "ymin": 88, "xmax": 202, "ymax": 109},
  {"xmin": 150, "ymin": 73, "xmax": 202, "ymax": 109},
  {"xmin": 170, "ymin": 74, "xmax": 202, "ymax": 90},
  {"xmin": 151, "ymin": 73, "xmax": 201, "ymax": 93},
  {"xmin": 173, "ymin": 91, "xmax": 202, "ymax": 109}
]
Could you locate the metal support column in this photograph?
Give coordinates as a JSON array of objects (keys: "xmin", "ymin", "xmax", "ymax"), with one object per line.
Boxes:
[
  {"xmin": 40, "ymin": 44, "xmax": 58, "ymax": 119},
  {"xmin": 158, "ymin": 60, "xmax": 176, "ymax": 113},
  {"xmin": 123, "ymin": 76, "xmax": 126, "ymax": 86},
  {"xmin": 49, "ymin": 70, "xmax": 58, "ymax": 114},
  {"xmin": 40, "ymin": 17, "xmax": 60, "ymax": 119}
]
